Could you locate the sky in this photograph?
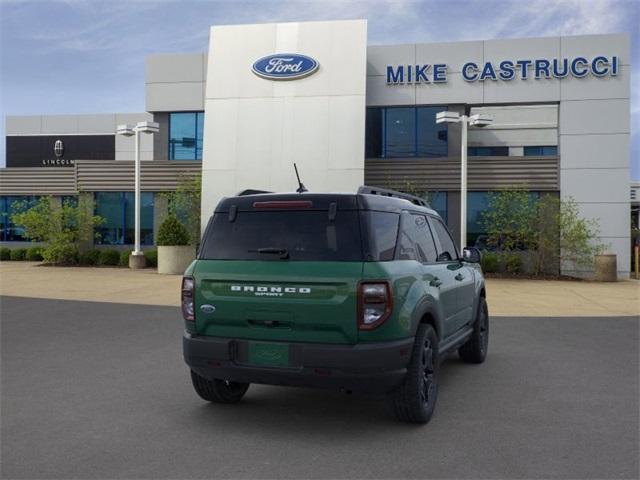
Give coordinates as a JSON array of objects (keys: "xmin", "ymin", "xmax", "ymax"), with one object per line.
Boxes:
[{"xmin": 1, "ymin": 0, "xmax": 638, "ymax": 177}]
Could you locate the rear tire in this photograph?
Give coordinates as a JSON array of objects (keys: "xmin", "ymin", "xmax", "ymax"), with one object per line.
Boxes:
[
  {"xmin": 458, "ymin": 296, "xmax": 489, "ymax": 364},
  {"xmin": 190, "ymin": 370, "xmax": 250, "ymax": 404},
  {"xmin": 389, "ymin": 324, "xmax": 439, "ymax": 424}
]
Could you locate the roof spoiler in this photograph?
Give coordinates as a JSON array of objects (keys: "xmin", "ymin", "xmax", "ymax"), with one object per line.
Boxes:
[
  {"xmin": 357, "ymin": 185, "xmax": 430, "ymax": 208},
  {"xmin": 236, "ymin": 189, "xmax": 272, "ymax": 196}
]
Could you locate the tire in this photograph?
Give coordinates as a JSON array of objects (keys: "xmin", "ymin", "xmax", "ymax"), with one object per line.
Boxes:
[
  {"xmin": 389, "ymin": 324, "xmax": 439, "ymax": 424},
  {"xmin": 458, "ymin": 296, "xmax": 489, "ymax": 364},
  {"xmin": 190, "ymin": 370, "xmax": 250, "ymax": 404}
]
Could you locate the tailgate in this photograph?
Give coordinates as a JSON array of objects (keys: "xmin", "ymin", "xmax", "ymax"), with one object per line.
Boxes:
[{"xmin": 193, "ymin": 260, "xmax": 363, "ymax": 344}]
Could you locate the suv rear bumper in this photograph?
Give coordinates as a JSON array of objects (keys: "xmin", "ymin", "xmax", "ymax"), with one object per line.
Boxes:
[{"xmin": 183, "ymin": 333, "xmax": 414, "ymax": 393}]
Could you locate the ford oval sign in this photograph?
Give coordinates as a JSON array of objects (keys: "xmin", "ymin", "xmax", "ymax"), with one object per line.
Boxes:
[{"xmin": 252, "ymin": 53, "xmax": 319, "ymax": 81}]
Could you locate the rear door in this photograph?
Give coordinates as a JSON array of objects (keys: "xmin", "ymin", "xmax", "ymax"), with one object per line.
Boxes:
[
  {"xmin": 193, "ymin": 206, "xmax": 363, "ymax": 344},
  {"xmin": 428, "ymin": 216, "xmax": 475, "ymax": 334}
]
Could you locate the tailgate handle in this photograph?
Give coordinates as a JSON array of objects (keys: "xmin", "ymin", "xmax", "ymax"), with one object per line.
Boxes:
[{"xmin": 247, "ymin": 319, "xmax": 291, "ymax": 329}]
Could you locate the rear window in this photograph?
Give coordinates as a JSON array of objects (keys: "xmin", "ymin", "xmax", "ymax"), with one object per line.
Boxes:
[{"xmin": 200, "ymin": 211, "xmax": 363, "ymax": 261}]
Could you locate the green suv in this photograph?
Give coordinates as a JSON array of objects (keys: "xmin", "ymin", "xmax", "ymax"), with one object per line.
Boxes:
[{"xmin": 182, "ymin": 186, "xmax": 488, "ymax": 423}]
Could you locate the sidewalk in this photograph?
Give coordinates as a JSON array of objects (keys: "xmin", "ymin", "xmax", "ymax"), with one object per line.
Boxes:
[{"xmin": 0, "ymin": 262, "xmax": 638, "ymax": 317}]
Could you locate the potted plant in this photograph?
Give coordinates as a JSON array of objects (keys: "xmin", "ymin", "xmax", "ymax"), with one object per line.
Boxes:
[{"xmin": 156, "ymin": 214, "xmax": 195, "ymax": 275}]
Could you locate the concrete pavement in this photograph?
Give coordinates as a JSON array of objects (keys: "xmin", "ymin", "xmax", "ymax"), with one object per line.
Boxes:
[{"xmin": 1, "ymin": 261, "xmax": 638, "ymax": 316}]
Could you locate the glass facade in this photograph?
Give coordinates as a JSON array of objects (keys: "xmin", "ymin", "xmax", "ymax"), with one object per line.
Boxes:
[
  {"xmin": 467, "ymin": 191, "xmax": 541, "ymax": 247},
  {"xmin": 524, "ymin": 146, "xmax": 558, "ymax": 156},
  {"xmin": 94, "ymin": 192, "xmax": 154, "ymax": 245},
  {"xmin": 428, "ymin": 192, "xmax": 448, "ymax": 223},
  {"xmin": 0, "ymin": 196, "xmax": 39, "ymax": 241},
  {"xmin": 366, "ymin": 107, "xmax": 448, "ymax": 158},
  {"xmin": 468, "ymin": 146, "xmax": 509, "ymax": 156},
  {"xmin": 169, "ymin": 112, "xmax": 204, "ymax": 160}
]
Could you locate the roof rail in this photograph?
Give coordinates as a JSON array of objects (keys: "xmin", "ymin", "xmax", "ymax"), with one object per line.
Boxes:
[
  {"xmin": 236, "ymin": 189, "xmax": 272, "ymax": 196},
  {"xmin": 357, "ymin": 185, "xmax": 430, "ymax": 208}
]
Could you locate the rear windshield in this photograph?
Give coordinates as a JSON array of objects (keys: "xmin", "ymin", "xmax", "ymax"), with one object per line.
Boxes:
[{"xmin": 200, "ymin": 211, "xmax": 363, "ymax": 261}]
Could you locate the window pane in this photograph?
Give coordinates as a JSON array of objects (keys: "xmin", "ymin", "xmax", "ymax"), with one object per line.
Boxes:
[
  {"xmin": 124, "ymin": 192, "xmax": 154, "ymax": 245},
  {"xmin": 467, "ymin": 191, "xmax": 489, "ymax": 247},
  {"xmin": 365, "ymin": 108, "xmax": 383, "ymax": 158},
  {"xmin": 95, "ymin": 192, "xmax": 124, "ymax": 245},
  {"xmin": 417, "ymin": 107, "xmax": 447, "ymax": 157},
  {"xmin": 2, "ymin": 196, "xmax": 38, "ymax": 241},
  {"xmin": 196, "ymin": 112, "xmax": 204, "ymax": 160},
  {"xmin": 169, "ymin": 113, "xmax": 199, "ymax": 160},
  {"xmin": 367, "ymin": 211, "xmax": 399, "ymax": 261},
  {"xmin": 431, "ymin": 218, "xmax": 458, "ymax": 261},
  {"xmin": 524, "ymin": 146, "xmax": 558, "ymax": 156},
  {"xmin": 385, "ymin": 108, "xmax": 415, "ymax": 157},
  {"xmin": 469, "ymin": 146, "xmax": 509, "ymax": 156},
  {"xmin": 428, "ymin": 192, "xmax": 447, "ymax": 223}
]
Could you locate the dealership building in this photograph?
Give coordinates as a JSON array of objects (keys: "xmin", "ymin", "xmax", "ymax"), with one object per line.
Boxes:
[{"xmin": 0, "ymin": 20, "xmax": 632, "ymax": 277}]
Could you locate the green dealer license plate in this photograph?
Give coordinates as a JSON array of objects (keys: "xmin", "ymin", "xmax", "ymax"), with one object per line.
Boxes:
[{"xmin": 247, "ymin": 342, "xmax": 289, "ymax": 367}]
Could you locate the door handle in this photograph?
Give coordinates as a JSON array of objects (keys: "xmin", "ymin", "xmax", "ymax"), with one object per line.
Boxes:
[
  {"xmin": 455, "ymin": 273, "xmax": 465, "ymax": 281},
  {"xmin": 429, "ymin": 277, "xmax": 442, "ymax": 287}
]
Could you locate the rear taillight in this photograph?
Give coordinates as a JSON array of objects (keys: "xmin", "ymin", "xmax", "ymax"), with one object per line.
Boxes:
[
  {"xmin": 181, "ymin": 276, "xmax": 195, "ymax": 322},
  {"xmin": 358, "ymin": 282, "xmax": 393, "ymax": 330}
]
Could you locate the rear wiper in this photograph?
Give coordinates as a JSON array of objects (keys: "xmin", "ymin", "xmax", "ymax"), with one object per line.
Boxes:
[{"xmin": 248, "ymin": 247, "xmax": 290, "ymax": 259}]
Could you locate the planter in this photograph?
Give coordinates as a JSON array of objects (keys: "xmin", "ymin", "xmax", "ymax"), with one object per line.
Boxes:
[
  {"xmin": 594, "ymin": 254, "xmax": 617, "ymax": 282},
  {"xmin": 157, "ymin": 245, "xmax": 195, "ymax": 275}
]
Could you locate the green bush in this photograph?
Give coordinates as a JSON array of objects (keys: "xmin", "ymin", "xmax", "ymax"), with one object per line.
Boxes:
[
  {"xmin": 505, "ymin": 253, "xmax": 523, "ymax": 274},
  {"xmin": 26, "ymin": 247, "xmax": 43, "ymax": 261},
  {"xmin": 42, "ymin": 244, "xmax": 78, "ymax": 265},
  {"xmin": 79, "ymin": 249, "xmax": 101, "ymax": 265},
  {"xmin": 98, "ymin": 249, "xmax": 120, "ymax": 266},
  {"xmin": 10, "ymin": 248, "xmax": 27, "ymax": 261},
  {"xmin": 144, "ymin": 249, "xmax": 158, "ymax": 268},
  {"xmin": 119, "ymin": 250, "xmax": 131, "ymax": 267},
  {"xmin": 157, "ymin": 214, "xmax": 190, "ymax": 246},
  {"xmin": 0, "ymin": 248, "xmax": 10, "ymax": 261},
  {"xmin": 481, "ymin": 252, "xmax": 499, "ymax": 273}
]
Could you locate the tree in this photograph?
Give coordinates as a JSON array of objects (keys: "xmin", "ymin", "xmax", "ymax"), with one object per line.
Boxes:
[
  {"xmin": 163, "ymin": 174, "xmax": 201, "ymax": 245},
  {"xmin": 480, "ymin": 187, "xmax": 535, "ymax": 251},
  {"xmin": 11, "ymin": 196, "xmax": 104, "ymax": 265}
]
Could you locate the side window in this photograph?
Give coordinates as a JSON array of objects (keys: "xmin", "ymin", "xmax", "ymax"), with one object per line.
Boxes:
[
  {"xmin": 368, "ymin": 212, "xmax": 399, "ymax": 261},
  {"xmin": 431, "ymin": 218, "xmax": 458, "ymax": 262},
  {"xmin": 396, "ymin": 213, "xmax": 438, "ymax": 263}
]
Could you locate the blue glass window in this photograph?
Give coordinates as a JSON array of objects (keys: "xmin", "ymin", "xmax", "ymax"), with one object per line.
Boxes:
[
  {"xmin": 524, "ymin": 146, "xmax": 558, "ymax": 156},
  {"xmin": 428, "ymin": 192, "xmax": 448, "ymax": 223},
  {"xmin": 0, "ymin": 196, "xmax": 39, "ymax": 241},
  {"xmin": 169, "ymin": 112, "xmax": 204, "ymax": 160},
  {"xmin": 366, "ymin": 107, "xmax": 448, "ymax": 158},
  {"xmin": 95, "ymin": 192, "xmax": 154, "ymax": 245},
  {"xmin": 468, "ymin": 146, "xmax": 509, "ymax": 156}
]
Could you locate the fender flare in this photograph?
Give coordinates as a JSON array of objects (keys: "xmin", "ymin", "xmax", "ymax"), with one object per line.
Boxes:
[{"xmin": 409, "ymin": 298, "xmax": 444, "ymax": 340}]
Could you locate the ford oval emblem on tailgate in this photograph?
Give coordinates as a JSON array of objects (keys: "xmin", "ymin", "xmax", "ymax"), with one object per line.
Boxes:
[
  {"xmin": 251, "ymin": 53, "xmax": 319, "ymax": 80},
  {"xmin": 200, "ymin": 304, "xmax": 216, "ymax": 314}
]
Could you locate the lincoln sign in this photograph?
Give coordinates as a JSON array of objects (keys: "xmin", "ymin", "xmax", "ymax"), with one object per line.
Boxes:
[{"xmin": 386, "ymin": 55, "xmax": 620, "ymax": 84}]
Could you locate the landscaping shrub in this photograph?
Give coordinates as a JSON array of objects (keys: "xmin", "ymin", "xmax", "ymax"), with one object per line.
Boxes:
[
  {"xmin": 98, "ymin": 249, "xmax": 120, "ymax": 266},
  {"xmin": 505, "ymin": 253, "xmax": 523, "ymax": 274},
  {"xmin": 79, "ymin": 249, "xmax": 101, "ymax": 266},
  {"xmin": 0, "ymin": 248, "xmax": 10, "ymax": 261},
  {"xmin": 481, "ymin": 252, "xmax": 499, "ymax": 273},
  {"xmin": 10, "ymin": 248, "xmax": 27, "ymax": 261},
  {"xmin": 119, "ymin": 250, "xmax": 131, "ymax": 267},
  {"xmin": 26, "ymin": 247, "xmax": 43, "ymax": 261},
  {"xmin": 42, "ymin": 244, "xmax": 78, "ymax": 265},
  {"xmin": 157, "ymin": 214, "xmax": 190, "ymax": 246},
  {"xmin": 144, "ymin": 249, "xmax": 158, "ymax": 267}
]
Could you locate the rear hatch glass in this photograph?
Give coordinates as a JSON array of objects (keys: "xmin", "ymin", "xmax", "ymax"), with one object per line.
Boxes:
[{"xmin": 199, "ymin": 210, "xmax": 363, "ymax": 261}]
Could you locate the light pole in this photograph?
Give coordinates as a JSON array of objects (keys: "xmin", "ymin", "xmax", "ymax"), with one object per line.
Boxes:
[
  {"xmin": 435, "ymin": 111, "xmax": 492, "ymax": 249},
  {"xmin": 116, "ymin": 121, "xmax": 159, "ymax": 268}
]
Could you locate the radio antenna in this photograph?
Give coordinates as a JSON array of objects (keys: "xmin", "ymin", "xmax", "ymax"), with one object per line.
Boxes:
[{"xmin": 294, "ymin": 163, "xmax": 308, "ymax": 193}]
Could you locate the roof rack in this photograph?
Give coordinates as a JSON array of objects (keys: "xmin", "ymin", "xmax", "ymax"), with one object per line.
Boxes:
[
  {"xmin": 236, "ymin": 189, "xmax": 272, "ymax": 196},
  {"xmin": 357, "ymin": 185, "xmax": 430, "ymax": 208}
]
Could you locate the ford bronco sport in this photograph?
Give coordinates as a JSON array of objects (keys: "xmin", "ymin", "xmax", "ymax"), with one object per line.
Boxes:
[{"xmin": 182, "ymin": 186, "xmax": 488, "ymax": 424}]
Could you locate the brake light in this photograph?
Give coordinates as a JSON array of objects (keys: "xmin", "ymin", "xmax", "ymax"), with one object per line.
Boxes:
[
  {"xmin": 358, "ymin": 282, "xmax": 393, "ymax": 330},
  {"xmin": 181, "ymin": 276, "xmax": 195, "ymax": 322},
  {"xmin": 253, "ymin": 200, "xmax": 313, "ymax": 209}
]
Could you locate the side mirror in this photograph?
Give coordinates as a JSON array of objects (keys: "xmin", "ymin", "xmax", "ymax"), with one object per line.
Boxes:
[{"xmin": 462, "ymin": 247, "xmax": 481, "ymax": 263}]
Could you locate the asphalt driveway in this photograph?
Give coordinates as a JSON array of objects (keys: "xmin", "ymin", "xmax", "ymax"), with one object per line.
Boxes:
[{"xmin": 1, "ymin": 296, "xmax": 638, "ymax": 479}]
